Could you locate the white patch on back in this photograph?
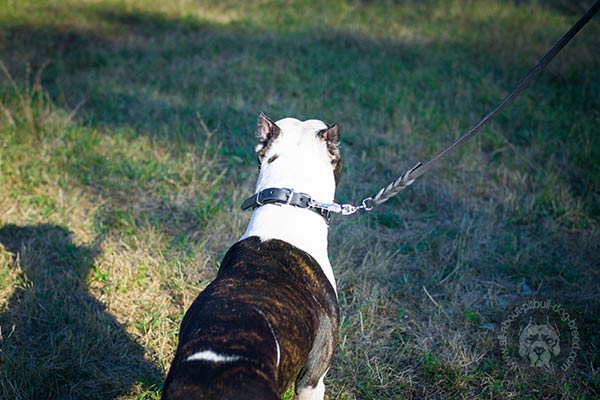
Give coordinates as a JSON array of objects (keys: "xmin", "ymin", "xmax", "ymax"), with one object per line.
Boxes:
[
  {"xmin": 240, "ymin": 117, "xmax": 338, "ymax": 294},
  {"xmin": 185, "ymin": 350, "xmax": 242, "ymax": 363}
]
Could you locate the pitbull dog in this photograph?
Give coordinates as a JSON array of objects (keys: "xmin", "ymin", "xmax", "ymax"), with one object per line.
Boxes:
[
  {"xmin": 162, "ymin": 113, "xmax": 342, "ymax": 400},
  {"xmin": 519, "ymin": 321, "xmax": 561, "ymax": 368}
]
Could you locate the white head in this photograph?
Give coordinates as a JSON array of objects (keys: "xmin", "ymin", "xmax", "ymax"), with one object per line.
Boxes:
[
  {"xmin": 242, "ymin": 114, "xmax": 342, "ymax": 291},
  {"xmin": 254, "ymin": 113, "xmax": 342, "ymax": 202}
]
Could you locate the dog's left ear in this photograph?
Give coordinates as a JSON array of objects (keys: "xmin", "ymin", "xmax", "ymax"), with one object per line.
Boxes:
[
  {"xmin": 255, "ymin": 112, "xmax": 281, "ymax": 158},
  {"xmin": 318, "ymin": 124, "xmax": 341, "ymax": 163}
]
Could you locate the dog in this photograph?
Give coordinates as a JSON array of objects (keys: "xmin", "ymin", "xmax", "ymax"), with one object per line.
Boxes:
[
  {"xmin": 518, "ymin": 321, "xmax": 560, "ymax": 368},
  {"xmin": 162, "ymin": 113, "xmax": 342, "ymax": 400}
]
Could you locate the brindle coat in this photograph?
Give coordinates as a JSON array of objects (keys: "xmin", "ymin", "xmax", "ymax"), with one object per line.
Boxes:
[{"xmin": 162, "ymin": 236, "xmax": 339, "ymax": 400}]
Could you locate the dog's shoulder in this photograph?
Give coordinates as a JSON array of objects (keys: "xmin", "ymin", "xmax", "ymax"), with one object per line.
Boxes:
[{"xmin": 218, "ymin": 236, "xmax": 336, "ymax": 303}]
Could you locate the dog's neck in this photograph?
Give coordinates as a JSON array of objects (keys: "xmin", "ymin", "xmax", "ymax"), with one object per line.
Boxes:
[
  {"xmin": 240, "ymin": 200, "xmax": 335, "ymax": 294},
  {"xmin": 241, "ymin": 204, "xmax": 333, "ymax": 289}
]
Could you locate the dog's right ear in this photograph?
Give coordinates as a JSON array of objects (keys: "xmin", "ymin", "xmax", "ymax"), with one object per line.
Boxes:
[{"xmin": 255, "ymin": 112, "xmax": 281, "ymax": 158}]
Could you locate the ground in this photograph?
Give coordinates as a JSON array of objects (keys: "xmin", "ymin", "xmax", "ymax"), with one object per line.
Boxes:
[{"xmin": 0, "ymin": 0, "xmax": 599, "ymax": 399}]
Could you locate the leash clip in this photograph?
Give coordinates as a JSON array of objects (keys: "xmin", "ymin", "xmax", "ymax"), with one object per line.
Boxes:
[
  {"xmin": 340, "ymin": 204, "xmax": 359, "ymax": 215},
  {"xmin": 308, "ymin": 200, "xmax": 342, "ymax": 214},
  {"xmin": 309, "ymin": 196, "xmax": 375, "ymax": 216},
  {"xmin": 340, "ymin": 197, "xmax": 374, "ymax": 215}
]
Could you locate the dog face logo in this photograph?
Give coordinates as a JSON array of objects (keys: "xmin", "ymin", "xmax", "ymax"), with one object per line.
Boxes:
[
  {"xmin": 518, "ymin": 322, "xmax": 560, "ymax": 368},
  {"xmin": 499, "ymin": 299, "xmax": 579, "ymax": 372}
]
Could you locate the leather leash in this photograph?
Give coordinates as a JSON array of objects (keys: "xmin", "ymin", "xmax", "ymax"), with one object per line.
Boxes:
[{"xmin": 364, "ymin": 0, "xmax": 600, "ymax": 210}]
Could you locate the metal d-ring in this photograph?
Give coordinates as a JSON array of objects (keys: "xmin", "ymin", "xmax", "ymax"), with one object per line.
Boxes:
[{"xmin": 361, "ymin": 197, "xmax": 374, "ymax": 211}]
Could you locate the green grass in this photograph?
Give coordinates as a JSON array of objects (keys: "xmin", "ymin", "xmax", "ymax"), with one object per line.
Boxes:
[{"xmin": 1, "ymin": 0, "xmax": 599, "ymax": 398}]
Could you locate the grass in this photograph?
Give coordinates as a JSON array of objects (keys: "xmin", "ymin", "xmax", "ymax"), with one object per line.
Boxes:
[{"xmin": 0, "ymin": 0, "xmax": 599, "ymax": 398}]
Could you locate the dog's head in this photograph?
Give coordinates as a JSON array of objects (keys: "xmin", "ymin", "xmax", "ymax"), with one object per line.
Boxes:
[
  {"xmin": 254, "ymin": 113, "xmax": 342, "ymax": 201},
  {"xmin": 518, "ymin": 322, "xmax": 560, "ymax": 368}
]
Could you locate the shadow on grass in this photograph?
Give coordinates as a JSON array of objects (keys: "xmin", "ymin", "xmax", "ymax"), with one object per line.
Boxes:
[{"xmin": 0, "ymin": 224, "xmax": 162, "ymax": 399}]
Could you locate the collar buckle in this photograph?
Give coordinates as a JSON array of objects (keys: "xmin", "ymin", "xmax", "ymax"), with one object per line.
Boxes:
[
  {"xmin": 283, "ymin": 188, "xmax": 294, "ymax": 205},
  {"xmin": 255, "ymin": 191, "xmax": 264, "ymax": 206}
]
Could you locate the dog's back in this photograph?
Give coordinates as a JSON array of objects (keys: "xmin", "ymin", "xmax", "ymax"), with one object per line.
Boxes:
[{"xmin": 162, "ymin": 237, "xmax": 339, "ymax": 400}]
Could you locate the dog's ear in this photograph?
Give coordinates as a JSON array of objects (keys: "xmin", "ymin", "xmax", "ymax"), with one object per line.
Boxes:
[
  {"xmin": 318, "ymin": 124, "xmax": 342, "ymax": 184},
  {"xmin": 255, "ymin": 112, "xmax": 281, "ymax": 158},
  {"xmin": 317, "ymin": 124, "xmax": 341, "ymax": 163}
]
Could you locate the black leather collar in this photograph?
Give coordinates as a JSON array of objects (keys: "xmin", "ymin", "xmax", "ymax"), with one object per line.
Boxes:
[{"xmin": 241, "ymin": 188, "xmax": 332, "ymax": 224}]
